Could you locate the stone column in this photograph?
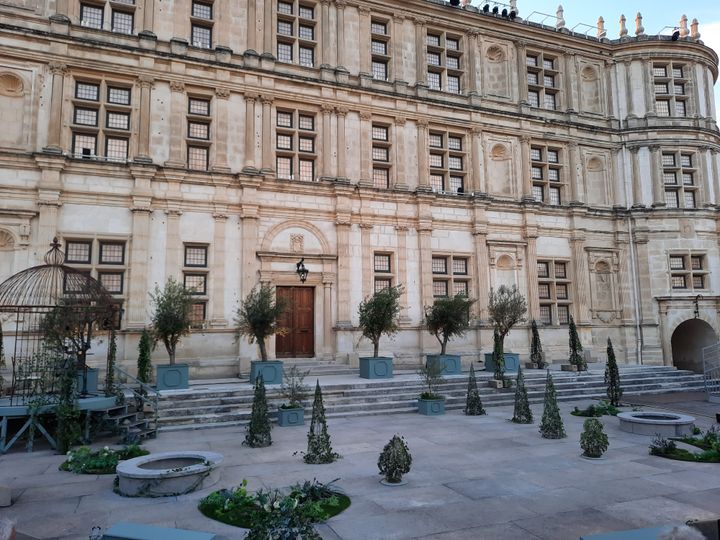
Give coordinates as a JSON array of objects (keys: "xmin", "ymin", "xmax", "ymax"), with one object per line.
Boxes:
[
  {"xmin": 709, "ymin": 148, "xmax": 720, "ymax": 206},
  {"xmin": 336, "ymin": 0, "xmax": 347, "ymax": 67},
  {"xmin": 263, "ymin": 0, "xmax": 273, "ymax": 55},
  {"xmin": 143, "ymin": 0, "xmax": 155, "ymax": 33},
  {"xmin": 649, "ymin": 145, "xmax": 664, "ymax": 206},
  {"xmin": 520, "ymin": 136, "xmax": 533, "ymax": 199},
  {"xmin": 243, "ymin": 93, "xmax": 258, "ymax": 172},
  {"xmin": 394, "ymin": 116, "xmax": 407, "ymax": 189},
  {"xmin": 395, "ymin": 225, "xmax": 410, "ymax": 320},
  {"xmin": 335, "ymin": 221, "xmax": 352, "ymax": 326},
  {"xmin": 246, "ymin": 0, "xmax": 257, "ymax": 51},
  {"xmin": 34, "ymin": 156, "xmax": 65, "ymax": 255},
  {"xmin": 336, "ymin": 107, "xmax": 347, "ymax": 180},
  {"xmin": 164, "ymin": 209, "xmax": 182, "ymax": 278},
  {"xmin": 321, "ymin": 104, "xmax": 334, "ymax": 178},
  {"xmin": 44, "ymin": 62, "xmax": 67, "ymax": 153},
  {"xmin": 470, "ymin": 127, "xmax": 484, "ymax": 193},
  {"xmin": 633, "ymin": 228, "xmax": 655, "ymax": 325},
  {"xmin": 570, "ymin": 233, "xmax": 591, "ymax": 324},
  {"xmin": 568, "ymin": 142, "xmax": 581, "ymax": 203},
  {"xmin": 320, "ymin": 0, "xmax": 332, "ymax": 66},
  {"xmin": 630, "ymin": 147, "xmax": 643, "ymax": 206},
  {"xmin": 358, "ymin": 6, "xmax": 371, "ymax": 74},
  {"xmin": 418, "ymin": 225, "xmax": 433, "ymax": 307},
  {"xmin": 359, "ymin": 111, "xmax": 372, "ymax": 185},
  {"xmin": 414, "ymin": 17, "xmax": 427, "ymax": 85},
  {"xmin": 525, "ymin": 234, "xmax": 540, "ymax": 321},
  {"xmin": 54, "ymin": 0, "xmax": 69, "ymax": 17},
  {"xmin": 516, "ymin": 40, "xmax": 527, "ymax": 103},
  {"xmin": 165, "ymin": 82, "xmax": 186, "ymax": 167},
  {"xmin": 260, "ymin": 95, "xmax": 274, "ymax": 173},
  {"xmin": 209, "ymin": 212, "xmax": 228, "ymax": 326},
  {"xmin": 240, "ymin": 204, "xmax": 259, "ymax": 298},
  {"xmin": 466, "ymin": 30, "xmax": 479, "ymax": 94},
  {"xmin": 322, "ymin": 275, "xmax": 334, "ymax": 356},
  {"xmin": 473, "ymin": 227, "xmax": 490, "ymax": 321},
  {"xmin": 642, "ymin": 60, "xmax": 655, "ymax": 116},
  {"xmin": 135, "ymin": 76, "xmax": 154, "ymax": 163},
  {"xmin": 623, "ymin": 60, "xmax": 634, "ymax": 117},
  {"xmin": 392, "ymin": 13, "xmax": 406, "ymax": 82},
  {"xmin": 417, "ymin": 119, "xmax": 429, "ymax": 188},
  {"xmin": 616, "ymin": 238, "xmax": 634, "ymax": 323},
  {"xmin": 563, "ymin": 53, "xmax": 576, "ymax": 111},
  {"xmin": 213, "ymin": 88, "xmax": 231, "ymax": 171},
  {"xmin": 360, "ymin": 224, "xmax": 373, "ymax": 298}
]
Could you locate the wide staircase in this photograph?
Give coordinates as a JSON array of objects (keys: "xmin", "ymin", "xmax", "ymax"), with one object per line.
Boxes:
[{"xmin": 156, "ymin": 364, "xmax": 705, "ymax": 432}]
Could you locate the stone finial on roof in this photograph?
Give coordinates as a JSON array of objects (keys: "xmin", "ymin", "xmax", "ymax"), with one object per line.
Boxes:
[
  {"xmin": 556, "ymin": 5, "xmax": 565, "ymax": 29},
  {"xmin": 510, "ymin": 0, "xmax": 518, "ymax": 15},
  {"xmin": 619, "ymin": 14, "xmax": 628, "ymax": 37},
  {"xmin": 635, "ymin": 12, "xmax": 645, "ymax": 36},
  {"xmin": 597, "ymin": 16, "xmax": 606, "ymax": 39},
  {"xmin": 690, "ymin": 18, "xmax": 700, "ymax": 40},
  {"xmin": 679, "ymin": 14, "xmax": 689, "ymax": 37}
]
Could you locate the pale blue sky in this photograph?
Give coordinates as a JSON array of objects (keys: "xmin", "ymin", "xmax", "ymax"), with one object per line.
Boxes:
[{"xmin": 519, "ymin": 1, "xmax": 720, "ymax": 114}]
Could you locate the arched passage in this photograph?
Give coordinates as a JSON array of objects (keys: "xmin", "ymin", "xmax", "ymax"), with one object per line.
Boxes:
[{"xmin": 671, "ymin": 319, "xmax": 718, "ymax": 373}]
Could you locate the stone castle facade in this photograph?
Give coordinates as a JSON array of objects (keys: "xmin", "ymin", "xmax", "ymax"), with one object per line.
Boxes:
[{"xmin": 0, "ymin": 0, "xmax": 718, "ymax": 377}]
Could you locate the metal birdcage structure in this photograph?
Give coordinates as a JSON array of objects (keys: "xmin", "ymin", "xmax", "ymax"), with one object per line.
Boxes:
[{"xmin": 0, "ymin": 238, "xmax": 116, "ymax": 405}]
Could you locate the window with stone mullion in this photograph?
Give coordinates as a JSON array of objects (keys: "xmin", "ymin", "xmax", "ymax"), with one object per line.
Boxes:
[
  {"xmin": 662, "ymin": 150, "xmax": 697, "ymax": 208},
  {"xmin": 537, "ymin": 258, "xmax": 572, "ymax": 325},
  {"xmin": 276, "ymin": 0, "xmax": 316, "ymax": 67},
  {"xmin": 526, "ymin": 51, "xmax": 559, "ymax": 110},
  {"xmin": 653, "ymin": 62, "xmax": 688, "ymax": 117},
  {"xmin": 426, "ymin": 30, "xmax": 463, "ymax": 94},
  {"xmin": 531, "ymin": 144, "xmax": 562, "ymax": 205},
  {"xmin": 371, "ymin": 18, "xmax": 391, "ymax": 81},
  {"xmin": 428, "ymin": 130, "xmax": 465, "ymax": 194}
]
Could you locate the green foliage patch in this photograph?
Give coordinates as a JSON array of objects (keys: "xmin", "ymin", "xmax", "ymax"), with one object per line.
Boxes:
[
  {"xmin": 650, "ymin": 429, "xmax": 720, "ymax": 463},
  {"xmin": 571, "ymin": 401, "xmax": 620, "ymax": 418},
  {"xmin": 59, "ymin": 444, "xmax": 149, "ymax": 474}
]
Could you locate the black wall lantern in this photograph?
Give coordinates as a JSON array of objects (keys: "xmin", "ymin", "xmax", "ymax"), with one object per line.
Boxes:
[{"xmin": 296, "ymin": 258, "xmax": 309, "ymax": 282}]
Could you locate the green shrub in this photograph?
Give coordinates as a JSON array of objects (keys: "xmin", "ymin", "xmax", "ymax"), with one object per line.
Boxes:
[
  {"xmin": 571, "ymin": 401, "xmax": 619, "ymax": 418},
  {"xmin": 60, "ymin": 444, "xmax": 148, "ymax": 474},
  {"xmin": 425, "ymin": 294, "xmax": 475, "ymax": 355},
  {"xmin": 539, "ymin": 371, "xmax": 565, "ymax": 439},
  {"xmin": 244, "ymin": 376, "xmax": 272, "ymax": 448},
  {"xmin": 464, "ymin": 364, "xmax": 485, "ymax": 416},
  {"xmin": 303, "ymin": 381, "xmax": 339, "ymax": 464},
  {"xmin": 378, "ymin": 435, "xmax": 412, "ymax": 484},
  {"xmin": 511, "ymin": 366, "xmax": 533, "ymax": 424},
  {"xmin": 604, "ymin": 338, "xmax": 622, "ymax": 406},
  {"xmin": 580, "ymin": 418, "xmax": 609, "ymax": 458},
  {"xmin": 358, "ymin": 285, "xmax": 403, "ymax": 358}
]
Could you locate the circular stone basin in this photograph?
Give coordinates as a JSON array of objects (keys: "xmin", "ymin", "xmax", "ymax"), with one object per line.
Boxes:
[
  {"xmin": 617, "ymin": 411, "xmax": 696, "ymax": 437},
  {"xmin": 116, "ymin": 451, "xmax": 223, "ymax": 497}
]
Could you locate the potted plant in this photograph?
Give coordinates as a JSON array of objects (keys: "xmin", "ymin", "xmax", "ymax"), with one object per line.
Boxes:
[
  {"xmin": 563, "ymin": 316, "xmax": 588, "ymax": 372},
  {"xmin": 235, "ymin": 284, "xmax": 287, "ymax": 385},
  {"xmin": 378, "ymin": 435, "xmax": 412, "ymax": 485},
  {"xmin": 485, "ymin": 285, "xmax": 527, "ymax": 382},
  {"xmin": 487, "ymin": 329, "xmax": 512, "ymax": 389},
  {"xmin": 580, "ymin": 418, "xmax": 609, "ymax": 459},
  {"xmin": 150, "ymin": 277, "xmax": 193, "ymax": 390},
  {"xmin": 357, "ymin": 285, "xmax": 403, "ymax": 379},
  {"xmin": 278, "ymin": 365, "xmax": 310, "ymax": 427},
  {"xmin": 416, "ymin": 358, "xmax": 445, "ymax": 416},
  {"xmin": 424, "ymin": 293, "xmax": 476, "ymax": 376},
  {"xmin": 526, "ymin": 320, "xmax": 547, "ymax": 369}
]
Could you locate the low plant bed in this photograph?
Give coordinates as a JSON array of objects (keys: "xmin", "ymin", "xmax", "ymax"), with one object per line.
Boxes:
[
  {"xmin": 649, "ymin": 428, "xmax": 720, "ymax": 463},
  {"xmin": 571, "ymin": 401, "xmax": 619, "ymax": 418},
  {"xmin": 199, "ymin": 479, "xmax": 351, "ymax": 532},
  {"xmin": 59, "ymin": 444, "xmax": 149, "ymax": 474}
]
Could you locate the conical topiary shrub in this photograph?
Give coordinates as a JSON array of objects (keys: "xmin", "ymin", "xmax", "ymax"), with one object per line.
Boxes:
[
  {"xmin": 244, "ymin": 376, "xmax": 272, "ymax": 448},
  {"xmin": 105, "ymin": 328, "xmax": 117, "ymax": 397},
  {"xmin": 378, "ymin": 435, "xmax": 412, "ymax": 484},
  {"xmin": 568, "ymin": 316, "xmax": 587, "ymax": 371},
  {"xmin": 492, "ymin": 328, "xmax": 505, "ymax": 382},
  {"xmin": 303, "ymin": 380, "xmax": 339, "ymax": 464},
  {"xmin": 137, "ymin": 328, "xmax": 152, "ymax": 384},
  {"xmin": 539, "ymin": 371, "xmax": 566, "ymax": 439},
  {"xmin": 511, "ymin": 365, "xmax": 533, "ymax": 424},
  {"xmin": 530, "ymin": 320, "xmax": 546, "ymax": 368},
  {"xmin": 580, "ymin": 418, "xmax": 609, "ymax": 458},
  {"xmin": 604, "ymin": 338, "xmax": 622, "ymax": 407},
  {"xmin": 464, "ymin": 364, "xmax": 485, "ymax": 416}
]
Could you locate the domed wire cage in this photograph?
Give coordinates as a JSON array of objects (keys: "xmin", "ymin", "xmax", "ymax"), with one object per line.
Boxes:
[{"xmin": 0, "ymin": 238, "xmax": 116, "ymax": 405}]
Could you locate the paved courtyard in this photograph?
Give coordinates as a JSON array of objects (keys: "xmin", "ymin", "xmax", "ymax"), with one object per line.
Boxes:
[{"xmin": 1, "ymin": 395, "xmax": 719, "ymax": 540}]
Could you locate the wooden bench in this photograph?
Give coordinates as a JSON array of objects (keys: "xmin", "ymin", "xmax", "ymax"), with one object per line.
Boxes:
[{"xmin": 101, "ymin": 522, "xmax": 217, "ymax": 540}]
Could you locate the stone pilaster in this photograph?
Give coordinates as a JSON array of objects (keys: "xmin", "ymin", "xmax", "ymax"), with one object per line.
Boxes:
[
  {"xmin": 360, "ymin": 223, "xmax": 373, "ymax": 298},
  {"xmin": 165, "ymin": 81, "xmax": 186, "ymax": 167},
  {"xmin": 143, "ymin": 0, "xmax": 155, "ymax": 33},
  {"xmin": 466, "ymin": 30, "xmax": 479, "ymax": 95},
  {"xmin": 392, "ymin": 13, "xmax": 406, "ymax": 82},
  {"xmin": 164, "ymin": 208, "xmax": 182, "ymax": 279},
  {"xmin": 473, "ymin": 221, "xmax": 490, "ymax": 321},
  {"xmin": 570, "ymin": 233, "xmax": 591, "ymax": 324},
  {"xmin": 525, "ymin": 232, "xmax": 540, "ymax": 321},
  {"xmin": 417, "ymin": 118, "xmax": 429, "ymax": 188},
  {"xmin": 336, "ymin": 0, "xmax": 347, "ymax": 68},
  {"xmin": 418, "ymin": 224, "xmax": 433, "ymax": 308},
  {"xmin": 395, "ymin": 224, "xmax": 410, "ymax": 320},
  {"xmin": 44, "ymin": 62, "xmax": 67, "ymax": 153},
  {"xmin": 243, "ymin": 93, "xmax": 258, "ymax": 172},
  {"xmin": 394, "ymin": 116, "xmax": 407, "ymax": 189},
  {"xmin": 563, "ymin": 53, "xmax": 576, "ymax": 112},
  {"xmin": 246, "ymin": 0, "xmax": 257, "ymax": 51},
  {"xmin": 414, "ymin": 17, "xmax": 427, "ymax": 85},
  {"xmin": 34, "ymin": 155, "xmax": 66, "ymax": 257},
  {"xmin": 335, "ymin": 219, "xmax": 352, "ymax": 326},
  {"xmin": 649, "ymin": 145, "xmax": 664, "ymax": 207},
  {"xmin": 516, "ymin": 40, "xmax": 527, "ymax": 103},
  {"xmin": 260, "ymin": 95, "xmax": 274, "ymax": 173},
  {"xmin": 470, "ymin": 127, "xmax": 484, "ymax": 193},
  {"xmin": 210, "ymin": 212, "xmax": 228, "ymax": 326},
  {"xmin": 520, "ymin": 136, "xmax": 533, "ymax": 200},
  {"xmin": 322, "ymin": 274, "xmax": 334, "ymax": 356},
  {"xmin": 321, "ymin": 104, "xmax": 334, "ymax": 178},
  {"xmin": 213, "ymin": 88, "xmax": 231, "ymax": 171},
  {"xmin": 630, "ymin": 147, "xmax": 643, "ymax": 207},
  {"xmin": 240, "ymin": 203, "xmax": 260, "ymax": 298},
  {"xmin": 135, "ymin": 76, "xmax": 154, "ymax": 162},
  {"xmin": 359, "ymin": 111, "xmax": 372, "ymax": 185},
  {"xmin": 358, "ymin": 6, "xmax": 371, "ymax": 74},
  {"xmin": 320, "ymin": 0, "xmax": 333, "ymax": 66},
  {"xmin": 336, "ymin": 107, "xmax": 348, "ymax": 180},
  {"xmin": 568, "ymin": 142, "xmax": 581, "ymax": 204},
  {"xmin": 263, "ymin": 0, "xmax": 273, "ymax": 55}
]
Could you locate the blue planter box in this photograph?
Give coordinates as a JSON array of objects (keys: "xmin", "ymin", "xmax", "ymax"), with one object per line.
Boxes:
[
  {"xmin": 426, "ymin": 354, "xmax": 462, "ymax": 376},
  {"xmin": 76, "ymin": 367, "xmax": 99, "ymax": 394},
  {"xmin": 250, "ymin": 360, "xmax": 283, "ymax": 385},
  {"xmin": 484, "ymin": 352, "xmax": 520, "ymax": 374},
  {"xmin": 156, "ymin": 363, "xmax": 189, "ymax": 390},
  {"xmin": 277, "ymin": 407, "xmax": 305, "ymax": 427},
  {"xmin": 418, "ymin": 398, "xmax": 446, "ymax": 416},
  {"xmin": 359, "ymin": 357, "xmax": 393, "ymax": 379}
]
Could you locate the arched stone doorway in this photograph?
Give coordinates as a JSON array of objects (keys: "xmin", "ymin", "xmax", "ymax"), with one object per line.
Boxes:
[{"xmin": 671, "ymin": 319, "xmax": 718, "ymax": 373}]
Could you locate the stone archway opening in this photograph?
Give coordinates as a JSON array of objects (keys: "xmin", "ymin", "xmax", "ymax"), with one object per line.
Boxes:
[{"xmin": 671, "ymin": 319, "xmax": 718, "ymax": 373}]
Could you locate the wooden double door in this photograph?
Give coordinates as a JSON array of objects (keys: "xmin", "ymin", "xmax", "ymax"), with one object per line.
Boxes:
[{"xmin": 275, "ymin": 286, "xmax": 315, "ymax": 358}]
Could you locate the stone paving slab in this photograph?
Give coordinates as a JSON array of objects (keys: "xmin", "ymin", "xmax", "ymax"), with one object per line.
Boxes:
[{"xmin": 0, "ymin": 396, "xmax": 718, "ymax": 540}]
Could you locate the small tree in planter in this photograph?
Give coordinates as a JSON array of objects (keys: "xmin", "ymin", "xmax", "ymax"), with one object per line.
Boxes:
[
  {"xmin": 580, "ymin": 418, "xmax": 609, "ymax": 458},
  {"xmin": 150, "ymin": 277, "xmax": 193, "ymax": 389},
  {"xmin": 539, "ymin": 371, "xmax": 566, "ymax": 439},
  {"xmin": 357, "ymin": 285, "xmax": 403, "ymax": 379},
  {"xmin": 464, "ymin": 364, "xmax": 486, "ymax": 416},
  {"xmin": 378, "ymin": 435, "xmax": 412, "ymax": 485},
  {"xmin": 278, "ymin": 366, "xmax": 310, "ymax": 427},
  {"xmin": 488, "ymin": 329, "xmax": 511, "ymax": 388},
  {"xmin": 527, "ymin": 320, "xmax": 547, "ymax": 369},
  {"xmin": 487, "ymin": 285, "xmax": 527, "ymax": 385},
  {"xmin": 565, "ymin": 316, "xmax": 587, "ymax": 372},
  {"xmin": 244, "ymin": 376, "xmax": 272, "ymax": 448},
  {"xmin": 605, "ymin": 338, "xmax": 622, "ymax": 407},
  {"xmin": 303, "ymin": 381, "xmax": 340, "ymax": 464},
  {"xmin": 511, "ymin": 365, "xmax": 533, "ymax": 424},
  {"xmin": 417, "ymin": 359, "xmax": 445, "ymax": 416},
  {"xmin": 236, "ymin": 284, "xmax": 287, "ymax": 385},
  {"xmin": 424, "ymin": 294, "xmax": 476, "ymax": 375}
]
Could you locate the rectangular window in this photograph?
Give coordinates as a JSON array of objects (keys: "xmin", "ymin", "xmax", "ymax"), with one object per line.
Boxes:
[
  {"xmin": 73, "ymin": 133, "xmax": 97, "ymax": 157},
  {"xmin": 449, "ymin": 175, "xmax": 464, "ymax": 194},
  {"xmin": 653, "ymin": 62, "xmax": 689, "ymax": 117},
  {"xmin": 427, "ymin": 72, "xmax": 441, "ymax": 91},
  {"xmin": 106, "ymin": 111, "xmax": 130, "ymax": 130},
  {"xmin": 372, "ymin": 60, "xmax": 388, "ymax": 80},
  {"xmin": 432, "ymin": 257, "xmax": 447, "ymax": 274},
  {"xmin": 276, "ymin": 156, "xmax": 292, "ymax": 179},
  {"xmin": 662, "ymin": 149, "xmax": 697, "ymax": 208},
  {"xmin": 185, "ymin": 245, "xmax": 207, "ymax": 267},
  {"xmin": 538, "ymin": 258, "xmax": 572, "ymax": 325},
  {"xmin": 298, "ymin": 136, "xmax": 314, "ymax": 152},
  {"xmin": 298, "ymin": 115, "xmax": 314, "ymax": 130},
  {"xmin": 532, "ymin": 143, "xmax": 563, "ymax": 206},
  {"xmin": 188, "ymin": 121, "xmax": 209, "ymax": 140},
  {"xmin": 557, "ymin": 305, "xmax": 570, "ymax": 325},
  {"xmin": 99, "ymin": 242, "xmax": 125, "ymax": 264},
  {"xmin": 76, "ymin": 82, "xmax": 100, "ymax": 101},
  {"xmin": 66, "ymin": 241, "xmax": 92, "ymax": 264},
  {"xmin": 188, "ymin": 98, "xmax": 210, "ymax": 116},
  {"xmin": 108, "ymin": 87, "xmax": 131, "ymax": 105},
  {"xmin": 298, "ymin": 5, "xmax": 314, "ymax": 18},
  {"xmin": 431, "ymin": 254, "xmax": 471, "ymax": 298},
  {"xmin": 672, "ymin": 275, "xmax": 687, "ymax": 289},
  {"xmin": 277, "ymin": 42, "xmax": 293, "ymax": 62},
  {"xmin": 99, "ymin": 272, "xmax": 124, "ymax": 294},
  {"xmin": 372, "ymin": 125, "xmax": 389, "ymax": 141},
  {"xmin": 372, "ymin": 146, "xmax": 389, "ymax": 162},
  {"xmin": 374, "ymin": 254, "xmax": 391, "ymax": 273},
  {"xmin": 526, "ymin": 50, "xmax": 559, "ymax": 110},
  {"xmin": 277, "ymin": 20, "xmax": 293, "ymax": 36},
  {"xmin": 452, "ymin": 258, "xmax": 467, "ymax": 275},
  {"xmin": 105, "ymin": 137, "xmax": 128, "ymax": 160},
  {"xmin": 433, "ymin": 280, "xmax": 449, "ymax": 297},
  {"xmin": 668, "ymin": 253, "xmax": 706, "ymax": 292},
  {"xmin": 184, "ymin": 273, "xmax": 207, "ymax": 294},
  {"xmin": 373, "ymin": 168, "xmax": 389, "ymax": 189},
  {"xmin": 277, "ymin": 110, "xmax": 316, "ymax": 181},
  {"xmin": 278, "ymin": 1, "xmax": 293, "ymax": 15},
  {"xmin": 111, "ymin": 10, "xmax": 133, "ymax": 34},
  {"xmin": 74, "ymin": 108, "xmax": 98, "ymax": 126},
  {"xmin": 191, "ymin": 25, "xmax": 212, "ymax": 48},
  {"xmin": 298, "ymin": 25, "xmax": 313, "ymax": 40},
  {"xmin": 187, "ymin": 146, "xmax": 208, "ymax": 170},
  {"xmin": 192, "ymin": 1, "xmax": 212, "ymax": 18},
  {"xmin": 374, "ymin": 278, "xmax": 391, "ymax": 293},
  {"xmin": 299, "ymin": 159, "xmax": 314, "ymax": 181},
  {"xmin": 426, "ymin": 30, "xmax": 463, "ymax": 94},
  {"xmin": 430, "ymin": 173, "xmax": 444, "ymax": 192},
  {"xmin": 80, "ymin": 4, "xmax": 103, "ymax": 29},
  {"xmin": 190, "ymin": 302, "xmax": 206, "ymax": 324},
  {"xmin": 299, "ymin": 46, "xmax": 314, "ymax": 67},
  {"xmin": 539, "ymin": 305, "xmax": 551, "ymax": 325},
  {"xmin": 453, "ymin": 281, "xmax": 468, "ymax": 296},
  {"xmin": 277, "ymin": 111, "xmax": 293, "ymax": 128},
  {"xmin": 527, "ymin": 91, "xmax": 539, "ymax": 108}
]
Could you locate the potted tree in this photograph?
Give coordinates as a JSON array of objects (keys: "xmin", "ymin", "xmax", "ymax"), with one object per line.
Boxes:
[
  {"xmin": 526, "ymin": 320, "xmax": 547, "ymax": 369},
  {"xmin": 485, "ymin": 285, "xmax": 527, "ymax": 383},
  {"xmin": 424, "ymin": 293, "xmax": 476, "ymax": 376},
  {"xmin": 378, "ymin": 435, "xmax": 412, "ymax": 485},
  {"xmin": 417, "ymin": 358, "xmax": 445, "ymax": 416},
  {"xmin": 357, "ymin": 285, "xmax": 403, "ymax": 379},
  {"xmin": 235, "ymin": 284, "xmax": 287, "ymax": 385},
  {"xmin": 278, "ymin": 365, "xmax": 310, "ymax": 427},
  {"xmin": 150, "ymin": 277, "xmax": 193, "ymax": 390}
]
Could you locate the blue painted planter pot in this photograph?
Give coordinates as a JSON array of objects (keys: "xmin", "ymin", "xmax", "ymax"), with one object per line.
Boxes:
[
  {"xmin": 426, "ymin": 354, "xmax": 462, "ymax": 376},
  {"xmin": 359, "ymin": 357, "xmax": 394, "ymax": 379},
  {"xmin": 418, "ymin": 398, "xmax": 446, "ymax": 416},
  {"xmin": 277, "ymin": 407, "xmax": 305, "ymax": 427},
  {"xmin": 250, "ymin": 360, "xmax": 284, "ymax": 385},
  {"xmin": 484, "ymin": 352, "xmax": 520, "ymax": 374},
  {"xmin": 76, "ymin": 367, "xmax": 99, "ymax": 394},
  {"xmin": 156, "ymin": 363, "xmax": 189, "ymax": 390}
]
